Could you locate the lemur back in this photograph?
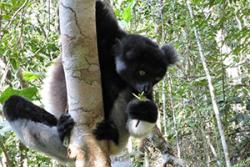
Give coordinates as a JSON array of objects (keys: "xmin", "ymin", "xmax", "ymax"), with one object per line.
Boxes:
[{"xmin": 41, "ymin": 57, "xmax": 67, "ymax": 119}]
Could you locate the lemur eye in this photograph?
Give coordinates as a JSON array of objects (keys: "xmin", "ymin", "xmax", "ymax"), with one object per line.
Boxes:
[{"xmin": 138, "ymin": 70, "xmax": 146, "ymax": 76}]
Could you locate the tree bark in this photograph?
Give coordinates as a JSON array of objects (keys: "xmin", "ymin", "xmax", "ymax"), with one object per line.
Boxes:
[{"xmin": 59, "ymin": 0, "xmax": 110, "ymax": 166}]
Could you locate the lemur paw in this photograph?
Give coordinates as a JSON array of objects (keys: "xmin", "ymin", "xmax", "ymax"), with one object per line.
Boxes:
[
  {"xmin": 126, "ymin": 99, "xmax": 158, "ymax": 137},
  {"xmin": 93, "ymin": 120, "xmax": 119, "ymax": 145},
  {"xmin": 57, "ymin": 114, "xmax": 75, "ymax": 141},
  {"xmin": 126, "ymin": 99, "xmax": 158, "ymax": 123}
]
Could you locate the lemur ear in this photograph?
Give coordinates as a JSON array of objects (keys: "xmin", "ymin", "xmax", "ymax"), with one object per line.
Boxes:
[{"xmin": 161, "ymin": 44, "xmax": 179, "ymax": 65}]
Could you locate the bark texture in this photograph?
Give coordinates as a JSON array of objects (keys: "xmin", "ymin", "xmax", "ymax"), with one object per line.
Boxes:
[{"xmin": 59, "ymin": 0, "xmax": 110, "ymax": 166}]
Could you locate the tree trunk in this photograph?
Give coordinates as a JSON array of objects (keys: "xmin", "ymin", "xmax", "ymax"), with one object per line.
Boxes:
[{"xmin": 59, "ymin": 0, "xmax": 110, "ymax": 166}]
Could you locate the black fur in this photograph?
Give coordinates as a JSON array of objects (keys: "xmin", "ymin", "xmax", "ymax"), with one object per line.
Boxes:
[
  {"xmin": 93, "ymin": 120, "xmax": 119, "ymax": 144},
  {"xmin": 96, "ymin": 1, "xmax": 127, "ymax": 120},
  {"xmin": 95, "ymin": 1, "xmax": 177, "ymax": 120},
  {"xmin": 3, "ymin": 95, "xmax": 57, "ymax": 126},
  {"xmin": 94, "ymin": 1, "xmax": 178, "ymax": 143},
  {"xmin": 3, "ymin": 96, "xmax": 74, "ymax": 141},
  {"xmin": 126, "ymin": 99, "xmax": 158, "ymax": 123},
  {"xmin": 57, "ymin": 114, "xmax": 75, "ymax": 141}
]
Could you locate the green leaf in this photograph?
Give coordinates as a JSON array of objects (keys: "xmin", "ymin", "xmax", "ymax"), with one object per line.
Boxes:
[
  {"xmin": 192, "ymin": 0, "xmax": 202, "ymax": 4},
  {"xmin": 122, "ymin": 0, "xmax": 136, "ymax": 23},
  {"xmin": 0, "ymin": 87, "xmax": 38, "ymax": 103},
  {"xmin": 22, "ymin": 71, "xmax": 42, "ymax": 81},
  {"xmin": 123, "ymin": 5, "xmax": 132, "ymax": 22},
  {"xmin": 132, "ymin": 92, "xmax": 147, "ymax": 101},
  {"xmin": 2, "ymin": 14, "xmax": 11, "ymax": 20}
]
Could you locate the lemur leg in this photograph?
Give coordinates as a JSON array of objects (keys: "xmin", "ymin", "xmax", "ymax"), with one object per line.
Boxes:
[
  {"xmin": 126, "ymin": 99, "xmax": 158, "ymax": 138},
  {"xmin": 3, "ymin": 95, "xmax": 74, "ymax": 162},
  {"xmin": 93, "ymin": 90, "xmax": 130, "ymax": 155}
]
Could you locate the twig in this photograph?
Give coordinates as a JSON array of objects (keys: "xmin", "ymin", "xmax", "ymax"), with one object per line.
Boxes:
[
  {"xmin": 0, "ymin": 140, "xmax": 14, "ymax": 167},
  {"xmin": 144, "ymin": 126, "xmax": 188, "ymax": 167},
  {"xmin": 0, "ymin": 0, "xmax": 29, "ymax": 40},
  {"xmin": 186, "ymin": 1, "xmax": 231, "ymax": 166},
  {"xmin": 5, "ymin": 0, "xmax": 29, "ymax": 30},
  {"xmin": 0, "ymin": 62, "xmax": 10, "ymax": 88}
]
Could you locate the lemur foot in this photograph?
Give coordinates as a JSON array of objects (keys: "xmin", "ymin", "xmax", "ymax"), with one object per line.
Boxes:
[
  {"xmin": 57, "ymin": 114, "xmax": 75, "ymax": 141},
  {"xmin": 93, "ymin": 120, "xmax": 119, "ymax": 145},
  {"xmin": 126, "ymin": 99, "xmax": 158, "ymax": 123}
]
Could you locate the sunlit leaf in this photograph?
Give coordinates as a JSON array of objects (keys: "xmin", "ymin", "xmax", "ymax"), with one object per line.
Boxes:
[
  {"xmin": 22, "ymin": 71, "xmax": 42, "ymax": 81},
  {"xmin": 0, "ymin": 87, "xmax": 37, "ymax": 103}
]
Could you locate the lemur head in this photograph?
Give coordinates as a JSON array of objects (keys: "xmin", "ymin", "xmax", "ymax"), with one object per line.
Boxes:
[{"xmin": 114, "ymin": 34, "xmax": 178, "ymax": 94}]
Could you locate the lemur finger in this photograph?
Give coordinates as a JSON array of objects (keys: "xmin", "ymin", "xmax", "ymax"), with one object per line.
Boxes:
[
  {"xmin": 93, "ymin": 120, "xmax": 119, "ymax": 145},
  {"xmin": 57, "ymin": 114, "xmax": 75, "ymax": 141}
]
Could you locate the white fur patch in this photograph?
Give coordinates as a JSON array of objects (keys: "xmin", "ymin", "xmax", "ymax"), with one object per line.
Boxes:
[
  {"xmin": 109, "ymin": 90, "xmax": 130, "ymax": 155},
  {"xmin": 9, "ymin": 119, "xmax": 70, "ymax": 162},
  {"xmin": 127, "ymin": 119, "xmax": 155, "ymax": 138},
  {"xmin": 115, "ymin": 57, "xmax": 126, "ymax": 73}
]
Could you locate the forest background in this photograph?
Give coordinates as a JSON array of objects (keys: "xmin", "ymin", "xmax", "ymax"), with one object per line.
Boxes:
[{"xmin": 0, "ymin": 0, "xmax": 249, "ymax": 166}]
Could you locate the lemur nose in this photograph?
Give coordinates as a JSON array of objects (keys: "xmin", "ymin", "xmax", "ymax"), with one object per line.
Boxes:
[
  {"xmin": 136, "ymin": 83, "xmax": 152, "ymax": 94},
  {"xmin": 143, "ymin": 85, "xmax": 150, "ymax": 93}
]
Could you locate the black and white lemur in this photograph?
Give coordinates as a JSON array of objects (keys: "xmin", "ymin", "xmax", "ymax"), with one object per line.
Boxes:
[{"xmin": 3, "ymin": 0, "xmax": 178, "ymax": 162}]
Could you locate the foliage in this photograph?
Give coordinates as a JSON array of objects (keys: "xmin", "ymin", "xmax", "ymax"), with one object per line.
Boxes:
[
  {"xmin": 0, "ymin": 0, "xmax": 249, "ymax": 166},
  {"xmin": 0, "ymin": 0, "xmax": 59, "ymax": 166}
]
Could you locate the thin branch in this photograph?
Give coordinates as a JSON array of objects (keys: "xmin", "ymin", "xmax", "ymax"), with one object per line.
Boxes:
[
  {"xmin": 162, "ymin": 77, "xmax": 167, "ymax": 136},
  {"xmin": 144, "ymin": 126, "xmax": 188, "ymax": 167},
  {"xmin": 206, "ymin": 135, "xmax": 222, "ymax": 167},
  {"xmin": 0, "ymin": 141, "xmax": 14, "ymax": 167},
  {"xmin": 168, "ymin": 78, "xmax": 181, "ymax": 158},
  {"xmin": 0, "ymin": 63, "xmax": 10, "ymax": 88},
  {"xmin": 0, "ymin": 0, "xmax": 29, "ymax": 40},
  {"xmin": 186, "ymin": 1, "xmax": 231, "ymax": 166}
]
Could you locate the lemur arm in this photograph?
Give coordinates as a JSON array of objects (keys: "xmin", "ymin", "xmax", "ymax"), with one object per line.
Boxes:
[
  {"xmin": 3, "ymin": 96, "xmax": 73, "ymax": 162},
  {"xmin": 126, "ymin": 99, "xmax": 158, "ymax": 138},
  {"xmin": 96, "ymin": 0, "xmax": 126, "ymax": 41}
]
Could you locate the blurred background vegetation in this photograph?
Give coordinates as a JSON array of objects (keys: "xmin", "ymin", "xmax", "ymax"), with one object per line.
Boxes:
[{"xmin": 0, "ymin": 0, "xmax": 249, "ymax": 166}]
